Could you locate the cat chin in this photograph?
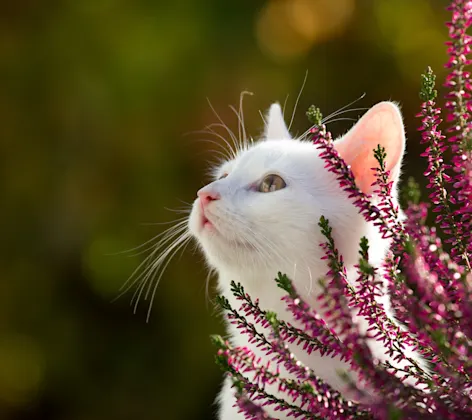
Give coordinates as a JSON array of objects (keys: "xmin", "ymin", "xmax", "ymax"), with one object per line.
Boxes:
[
  {"xmin": 198, "ymin": 234, "xmax": 258, "ymax": 259},
  {"xmin": 189, "ymin": 222, "xmax": 253, "ymax": 271},
  {"xmin": 193, "ymin": 231, "xmax": 265, "ymax": 272}
]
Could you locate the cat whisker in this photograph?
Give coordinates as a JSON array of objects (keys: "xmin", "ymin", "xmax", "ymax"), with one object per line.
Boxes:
[
  {"xmin": 194, "ymin": 139, "xmax": 234, "ymax": 161},
  {"xmin": 229, "ymin": 105, "xmax": 245, "ymax": 151},
  {"xmin": 322, "ymin": 92, "xmax": 366, "ymax": 122},
  {"xmin": 322, "ymin": 107, "xmax": 369, "ymax": 124},
  {"xmin": 325, "ymin": 117, "xmax": 358, "ymax": 124},
  {"xmin": 183, "ymin": 130, "xmax": 233, "ymax": 152},
  {"xmin": 288, "ymin": 70, "xmax": 308, "ymax": 132},
  {"xmin": 137, "ymin": 224, "xmax": 189, "ymax": 280},
  {"xmin": 299, "ymin": 94, "xmax": 368, "ymax": 140},
  {"xmin": 290, "ymin": 262, "xmax": 318, "ymax": 295},
  {"xmin": 239, "ymin": 91, "xmax": 252, "ymax": 146},
  {"xmin": 139, "ymin": 215, "xmax": 190, "ymax": 226},
  {"xmin": 163, "ymin": 208, "xmax": 192, "ymax": 215},
  {"xmin": 142, "ymin": 232, "xmax": 191, "ymax": 302},
  {"xmin": 205, "ymin": 124, "xmax": 240, "ymax": 158},
  {"xmin": 128, "ymin": 220, "xmax": 189, "ymax": 258},
  {"xmin": 200, "ymin": 148, "xmax": 231, "ymax": 162},
  {"xmin": 131, "ymin": 231, "xmax": 191, "ymax": 316},
  {"xmin": 258, "ymin": 109, "xmax": 267, "ymax": 127},
  {"xmin": 187, "ymin": 130, "xmax": 236, "ymax": 160},
  {"xmin": 306, "ymin": 265, "xmax": 314, "ymax": 296},
  {"xmin": 143, "ymin": 234, "xmax": 192, "ymax": 322},
  {"xmin": 240, "ymin": 91, "xmax": 253, "ymax": 150},
  {"xmin": 206, "ymin": 99, "xmax": 240, "ymax": 156},
  {"xmin": 175, "ymin": 198, "xmax": 193, "ymax": 207},
  {"xmin": 107, "ymin": 218, "xmax": 189, "ymax": 258},
  {"xmin": 115, "ymin": 221, "xmax": 189, "ymax": 301},
  {"xmin": 204, "ymin": 267, "xmax": 217, "ymax": 309},
  {"xmin": 229, "ymin": 91, "xmax": 253, "ymax": 152},
  {"xmin": 282, "ymin": 93, "xmax": 289, "ymax": 119},
  {"xmin": 300, "ymin": 114, "xmax": 362, "ymax": 140},
  {"xmin": 231, "ymin": 108, "xmax": 249, "ymax": 151}
]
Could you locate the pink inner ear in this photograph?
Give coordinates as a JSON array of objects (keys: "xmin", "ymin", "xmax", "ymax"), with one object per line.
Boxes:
[{"xmin": 334, "ymin": 102, "xmax": 405, "ymax": 194}]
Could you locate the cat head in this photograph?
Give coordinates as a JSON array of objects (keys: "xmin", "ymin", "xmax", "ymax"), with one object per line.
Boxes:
[{"xmin": 188, "ymin": 101, "xmax": 406, "ymax": 281}]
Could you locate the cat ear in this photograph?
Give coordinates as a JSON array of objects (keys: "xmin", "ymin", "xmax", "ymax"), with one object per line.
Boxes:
[
  {"xmin": 333, "ymin": 101, "xmax": 406, "ymax": 195},
  {"xmin": 265, "ymin": 103, "xmax": 291, "ymax": 140}
]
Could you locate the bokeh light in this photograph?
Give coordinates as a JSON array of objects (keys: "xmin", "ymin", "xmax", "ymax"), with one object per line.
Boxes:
[
  {"xmin": 0, "ymin": 334, "xmax": 43, "ymax": 407},
  {"xmin": 256, "ymin": 0, "xmax": 355, "ymax": 61}
]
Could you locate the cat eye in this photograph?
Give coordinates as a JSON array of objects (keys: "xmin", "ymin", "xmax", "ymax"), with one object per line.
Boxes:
[
  {"xmin": 258, "ymin": 174, "xmax": 286, "ymax": 193},
  {"xmin": 218, "ymin": 173, "xmax": 228, "ymax": 180}
]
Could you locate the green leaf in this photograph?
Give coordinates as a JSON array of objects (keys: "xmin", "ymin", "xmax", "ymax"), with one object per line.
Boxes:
[
  {"xmin": 215, "ymin": 295, "xmax": 231, "ymax": 311},
  {"xmin": 358, "ymin": 258, "xmax": 375, "ymax": 276},
  {"xmin": 230, "ymin": 281, "xmax": 245, "ymax": 299},
  {"xmin": 419, "ymin": 66, "xmax": 437, "ymax": 102},
  {"xmin": 306, "ymin": 105, "xmax": 323, "ymax": 126},
  {"xmin": 265, "ymin": 311, "xmax": 280, "ymax": 334},
  {"xmin": 210, "ymin": 334, "xmax": 226, "ymax": 349},
  {"xmin": 373, "ymin": 144, "xmax": 387, "ymax": 172},
  {"xmin": 318, "ymin": 215, "xmax": 332, "ymax": 239},
  {"xmin": 275, "ymin": 272, "xmax": 294, "ymax": 296},
  {"xmin": 359, "ymin": 237, "xmax": 369, "ymax": 257}
]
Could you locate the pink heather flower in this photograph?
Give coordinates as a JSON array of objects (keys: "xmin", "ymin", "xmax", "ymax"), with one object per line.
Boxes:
[
  {"xmin": 212, "ymin": 2, "xmax": 472, "ymax": 418},
  {"xmin": 445, "ymin": 0, "xmax": 472, "ymax": 269}
]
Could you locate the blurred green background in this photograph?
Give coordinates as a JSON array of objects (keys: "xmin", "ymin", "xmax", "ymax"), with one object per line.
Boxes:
[{"xmin": 0, "ymin": 0, "xmax": 452, "ymax": 419}]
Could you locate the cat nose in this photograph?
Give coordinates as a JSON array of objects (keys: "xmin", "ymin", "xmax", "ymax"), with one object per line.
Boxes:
[{"xmin": 197, "ymin": 188, "xmax": 220, "ymax": 207}]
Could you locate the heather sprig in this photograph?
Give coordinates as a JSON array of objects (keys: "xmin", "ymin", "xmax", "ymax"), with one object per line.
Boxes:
[
  {"xmin": 230, "ymin": 280, "xmax": 333, "ymax": 356},
  {"xmin": 311, "ymin": 121, "xmax": 406, "ymax": 248},
  {"xmin": 316, "ymin": 218, "xmax": 439, "ymax": 414},
  {"xmin": 418, "ymin": 66, "xmax": 471, "ymax": 271},
  {"xmin": 275, "ymin": 272, "xmax": 345, "ymax": 358},
  {"xmin": 212, "ymin": 1, "xmax": 472, "ymax": 418},
  {"xmin": 352, "ymin": 238, "xmax": 430, "ymax": 387},
  {"xmin": 444, "ymin": 0, "xmax": 472, "ymax": 269},
  {"xmin": 213, "ymin": 284, "xmax": 368, "ymax": 419},
  {"xmin": 306, "ymin": 105, "xmax": 323, "ymax": 126}
]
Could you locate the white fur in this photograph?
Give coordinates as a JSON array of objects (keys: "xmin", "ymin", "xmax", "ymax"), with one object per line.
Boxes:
[{"xmin": 187, "ymin": 102, "xmax": 423, "ymax": 419}]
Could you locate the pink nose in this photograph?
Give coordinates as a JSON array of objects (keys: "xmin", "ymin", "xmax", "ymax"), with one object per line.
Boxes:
[{"xmin": 197, "ymin": 188, "xmax": 220, "ymax": 207}]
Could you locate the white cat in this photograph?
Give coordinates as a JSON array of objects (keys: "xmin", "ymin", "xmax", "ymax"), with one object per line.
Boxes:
[{"xmin": 187, "ymin": 101, "xmax": 425, "ymax": 419}]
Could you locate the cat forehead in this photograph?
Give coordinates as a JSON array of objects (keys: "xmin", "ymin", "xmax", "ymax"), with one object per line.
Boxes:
[{"xmin": 215, "ymin": 139, "xmax": 323, "ymax": 178}]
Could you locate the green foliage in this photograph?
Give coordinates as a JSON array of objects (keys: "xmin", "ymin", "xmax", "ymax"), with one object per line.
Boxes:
[
  {"xmin": 275, "ymin": 272, "xmax": 295, "ymax": 297},
  {"xmin": 420, "ymin": 66, "xmax": 438, "ymax": 102},
  {"xmin": 265, "ymin": 311, "xmax": 280, "ymax": 335},
  {"xmin": 373, "ymin": 145, "xmax": 387, "ymax": 172},
  {"xmin": 306, "ymin": 105, "xmax": 323, "ymax": 126},
  {"xmin": 215, "ymin": 295, "xmax": 232, "ymax": 311},
  {"xmin": 318, "ymin": 216, "xmax": 333, "ymax": 245},
  {"xmin": 358, "ymin": 237, "xmax": 376, "ymax": 276}
]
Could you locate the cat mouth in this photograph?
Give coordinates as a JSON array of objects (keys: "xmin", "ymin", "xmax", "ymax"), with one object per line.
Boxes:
[
  {"xmin": 202, "ymin": 215, "xmax": 213, "ymax": 229},
  {"xmin": 199, "ymin": 208, "xmax": 217, "ymax": 231},
  {"xmin": 199, "ymin": 199, "xmax": 214, "ymax": 229},
  {"xmin": 198, "ymin": 213, "xmax": 256, "ymax": 250}
]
